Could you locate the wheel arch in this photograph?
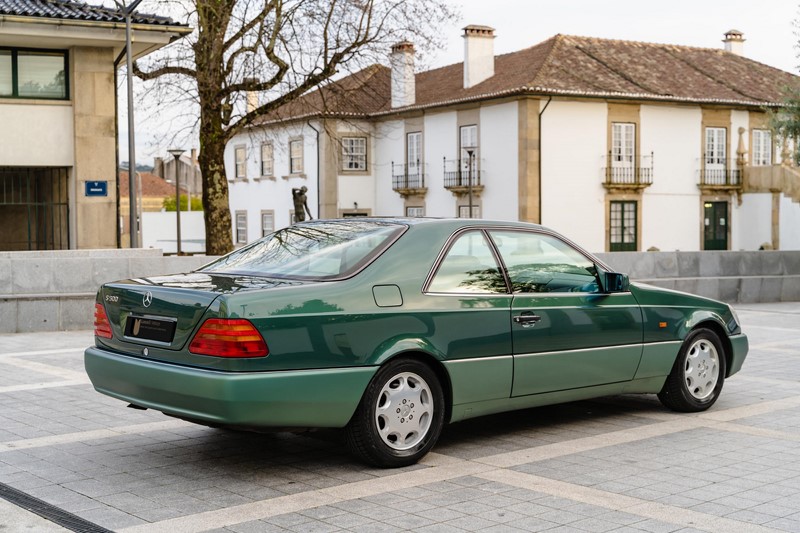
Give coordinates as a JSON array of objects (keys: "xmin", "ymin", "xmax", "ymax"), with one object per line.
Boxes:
[
  {"xmin": 690, "ymin": 319, "xmax": 733, "ymax": 378},
  {"xmin": 374, "ymin": 349, "xmax": 454, "ymax": 427}
]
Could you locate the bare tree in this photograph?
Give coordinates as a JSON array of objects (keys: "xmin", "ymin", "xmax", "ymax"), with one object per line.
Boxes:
[{"xmin": 133, "ymin": 0, "xmax": 454, "ymax": 255}]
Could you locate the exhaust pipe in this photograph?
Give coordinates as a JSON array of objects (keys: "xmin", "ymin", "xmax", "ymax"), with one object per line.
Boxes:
[{"xmin": 127, "ymin": 403, "xmax": 148, "ymax": 411}]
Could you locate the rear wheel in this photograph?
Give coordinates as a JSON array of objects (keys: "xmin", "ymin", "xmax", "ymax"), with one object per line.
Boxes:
[
  {"xmin": 346, "ymin": 358, "xmax": 445, "ymax": 467},
  {"xmin": 658, "ymin": 328, "xmax": 726, "ymax": 412}
]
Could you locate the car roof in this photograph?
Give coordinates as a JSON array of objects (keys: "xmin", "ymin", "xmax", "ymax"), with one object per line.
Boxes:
[{"xmin": 297, "ymin": 217, "xmax": 548, "ymax": 231}]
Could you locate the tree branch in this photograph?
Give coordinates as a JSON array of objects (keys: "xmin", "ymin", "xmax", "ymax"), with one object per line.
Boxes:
[{"xmin": 133, "ymin": 60, "xmax": 196, "ymax": 81}]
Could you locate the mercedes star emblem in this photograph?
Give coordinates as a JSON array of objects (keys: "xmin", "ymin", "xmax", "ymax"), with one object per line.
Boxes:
[{"xmin": 143, "ymin": 291, "xmax": 153, "ymax": 308}]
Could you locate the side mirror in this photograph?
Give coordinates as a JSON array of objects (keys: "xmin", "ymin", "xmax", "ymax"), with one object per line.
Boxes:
[{"xmin": 604, "ymin": 272, "xmax": 629, "ymax": 293}]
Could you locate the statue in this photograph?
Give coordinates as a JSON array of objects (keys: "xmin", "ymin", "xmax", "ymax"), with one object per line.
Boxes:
[{"xmin": 292, "ymin": 186, "xmax": 313, "ymax": 222}]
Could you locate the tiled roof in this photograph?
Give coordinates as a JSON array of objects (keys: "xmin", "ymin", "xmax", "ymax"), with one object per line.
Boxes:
[
  {"xmin": 0, "ymin": 0, "xmax": 184, "ymax": 26},
  {"xmin": 119, "ymin": 171, "xmax": 186, "ymax": 197},
  {"xmin": 260, "ymin": 34, "xmax": 798, "ymax": 124}
]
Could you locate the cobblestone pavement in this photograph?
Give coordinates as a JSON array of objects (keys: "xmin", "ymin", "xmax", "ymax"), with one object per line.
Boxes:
[{"xmin": 1, "ymin": 303, "xmax": 799, "ymax": 533}]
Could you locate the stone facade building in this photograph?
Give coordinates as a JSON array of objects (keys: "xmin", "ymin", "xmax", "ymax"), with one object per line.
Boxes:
[{"xmin": 0, "ymin": 0, "xmax": 189, "ymax": 251}]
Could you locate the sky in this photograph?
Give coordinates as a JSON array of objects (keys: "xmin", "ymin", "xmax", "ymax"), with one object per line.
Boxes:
[{"xmin": 120, "ymin": 0, "xmax": 800, "ymax": 163}]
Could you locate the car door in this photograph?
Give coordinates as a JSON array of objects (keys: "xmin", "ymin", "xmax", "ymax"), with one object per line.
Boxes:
[
  {"xmin": 424, "ymin": 229, "xmax": 513, "ymax": 405},
  {"xmin": 486, "ymin": 229, "xmax": 643, "ymax": 397}
]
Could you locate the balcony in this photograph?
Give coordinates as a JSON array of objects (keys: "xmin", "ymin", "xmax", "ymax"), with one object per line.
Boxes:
[
  {"xmin": 391, "ymin": 162, "xmax": 427, "ymax": 198},
  {"xmin": 443, "ymin": 158, "xmax": 485, "ymax": 196},
  {"xmin": 698, "ymin": 158, "xmax": 743, "ymax": 191},
  {"xmin": 602, "ymin": 152, "xmax": 653, "ymax": 191}
]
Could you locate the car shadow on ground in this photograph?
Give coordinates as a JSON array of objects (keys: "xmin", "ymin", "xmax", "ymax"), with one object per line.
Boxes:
[{"xmin": 140, "ymin": 394, "xmax": 672, "ymax": 472}]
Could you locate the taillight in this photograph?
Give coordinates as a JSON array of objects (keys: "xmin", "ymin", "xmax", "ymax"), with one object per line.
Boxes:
[
  {"xmin": 94, "ymin": 303, "xmax": 113, "ymax": 339},
  {"xmin": 189, "ymin": 319, "xmax": 268, "ymax": 358}
]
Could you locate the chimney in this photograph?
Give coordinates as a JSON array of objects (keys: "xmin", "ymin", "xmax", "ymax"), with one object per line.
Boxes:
[
  {"xmin": 243, "ymin": 77, "xmax": 259, "ymax": 113},
  {"xmin": 153, "ymin": 157, "xmax": 164, "ymax": 178},
  {"xmin": 463, "ymin": 25, "xmax": 495, "ymax": 89},
  {"xmin": 390, "ymin": 41, "xmax": 415, "ymax": 108},
  {"xmin": 723, "ymin": 29, "xmax": 745, "ymax": 56}
]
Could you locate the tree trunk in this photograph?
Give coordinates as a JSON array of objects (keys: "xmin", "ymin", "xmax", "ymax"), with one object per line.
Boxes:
[{"xmin": 198, "ymin": 124, "xmax": 233, "ymax": 256}]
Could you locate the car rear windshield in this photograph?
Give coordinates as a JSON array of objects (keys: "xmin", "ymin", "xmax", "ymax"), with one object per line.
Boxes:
[{"xmin": 200, "ymin": 220, "xmax": 406, "ymax": 280}]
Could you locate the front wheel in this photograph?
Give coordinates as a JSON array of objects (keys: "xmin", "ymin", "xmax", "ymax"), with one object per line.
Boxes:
[
  {"xmin": 346, "ymin": 358, "xmax": 445, "ymax": 468},
  {"xmin": 658, "ymin": 328, "xmax": 726, "ymax": 412}
]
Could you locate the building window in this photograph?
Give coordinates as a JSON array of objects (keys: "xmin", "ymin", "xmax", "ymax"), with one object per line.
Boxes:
[
  {"xmin": 406, "ymin": 206, "xmax": 425, "ymax": 217},
  {"xmin": 610, "ymin": 201, "xmax": 637, "ymax": 251},
  {"xmin": 0, "ymin": 48, "xmax": 68, "ymax": 100},
  {"xmin": 458, "ymin": 205, "xmax": 480, "ymax": 218},
  {"xmin": 611, "ymin": 122, "xmax": 635, "ymax": 179},
  {"xmin": 705, "ymin": 127, "xmax": 726, "ymax": 166},
  {"xmin": 290, "ymin": 139, "xmax": 304, "ymax": 174},
  {"xmin": 459, "ymin": 125, "xmax": 478, "ymax": 176},
  {"xmin": 235, "ymin": 211, "xmax": 247, "ymax": 244},
  {"xmin": 260, "ymin": 143, "xmax": 274, "ymax": 176},
  {"xmin": 407, "ymin": 132, "xmax": 422, "ymax": 175},
  {"xmin": 752, "ymin": 129, "xmax": 772, "ymax": 166},
  {"xmin": 261, "ymin": 211, "xmax": 274, "ymax": 237},
  {"xmin": 235, "ymin": 146, "xmax": 247, "ymax": 179},
  {"xmin": 342, "ymin": 137, "xmax": 367, "ymax": 171}
]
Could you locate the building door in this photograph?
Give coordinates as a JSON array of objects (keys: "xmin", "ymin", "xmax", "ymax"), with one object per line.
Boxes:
[
  {"xmin": 704, "ymin": 201, "xmax": 728, "ymax": 250},
  {"xmin": 0, "ymin": 167, "xmax": 69, "ymax": 251},
  {"xmin": 610, "ymin": 200, "xmax": 637, "ymax": 251}
]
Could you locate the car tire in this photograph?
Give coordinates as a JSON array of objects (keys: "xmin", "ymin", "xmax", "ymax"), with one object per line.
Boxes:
[
  {"xmin": 345, "ymin": 358, "xmax": 445, "ymax": 468},
  {"xmin": 658, "ymin": 328, "xmax": 727, "ymax": 412}
]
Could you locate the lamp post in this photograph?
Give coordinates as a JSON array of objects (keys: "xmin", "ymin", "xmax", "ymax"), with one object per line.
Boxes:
[
  {"xmin": 115, "ymin": 0, "xmax": 144, "ymax": 247},
  {"xmin": 168, "ymin": 148, "xmax": 185, "ymax": 255}
]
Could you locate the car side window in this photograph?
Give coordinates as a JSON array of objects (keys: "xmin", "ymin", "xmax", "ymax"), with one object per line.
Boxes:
[
  {"xmin": 488, "ymin": 231, "xmax": 599, "ymax": 294},
  {"xmin": 428, "ymin": 231, "xmax": 506, "ymax": 293}
]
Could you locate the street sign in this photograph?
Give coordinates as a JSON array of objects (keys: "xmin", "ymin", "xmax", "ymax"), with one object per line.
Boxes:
[{"xmin": 85, "ymin": 181, "xmax": 108, "ymax": 197}]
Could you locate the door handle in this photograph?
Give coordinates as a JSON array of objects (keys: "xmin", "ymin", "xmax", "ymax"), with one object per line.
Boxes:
[{"xmin": 513, "ymin": 313, "xmax": 541, "ymax": 328}]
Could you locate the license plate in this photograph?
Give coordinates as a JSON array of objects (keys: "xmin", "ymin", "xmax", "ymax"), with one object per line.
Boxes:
[{"xmin": 124, "ymin": 315, "xmax": 177, "ymax": 343}]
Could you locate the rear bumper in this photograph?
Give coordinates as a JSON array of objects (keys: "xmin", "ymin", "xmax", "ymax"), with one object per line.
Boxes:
[
  {"xmin": 84, "ymin": 346, "xmax": 376, "ymax": 428},
  {"xmin": 728, "ymin": 333, "xmax": 748, "ymax": 377}
]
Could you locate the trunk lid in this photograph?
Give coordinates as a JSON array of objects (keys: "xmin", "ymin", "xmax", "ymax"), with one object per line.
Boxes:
[{"xmin": 98, "ymin": 272, "xmax": 300, "ymax": 352}]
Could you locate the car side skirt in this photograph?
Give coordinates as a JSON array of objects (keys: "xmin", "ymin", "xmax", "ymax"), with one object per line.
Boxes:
[
  {"xmin": 448, "ymin": 379, "xmax": 667, "ymax": 423},
  {"xmin": 85, "ymin": 347, "xmax": 376, "ymax": 428}
]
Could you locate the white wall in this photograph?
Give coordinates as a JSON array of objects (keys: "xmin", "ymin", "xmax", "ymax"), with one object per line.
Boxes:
[
  {"xmin": 0, "ymin": 104, "xmax": 74, "ymax": 165},
  {"xmin": 640, "ymin": 105, "xmax": 702, "ymax": 251},
  {"xmin": 480, "ymin": 102, "xmax": 518, "ymax": 221},
  {"xmin": 729, "ymin": 110, "xmax": 750, "ymax": 251},
  {"xmin": 541, "ymin": 100, "xmax": 606, "ymax": 251},
  {"xmin": 780, "ymin": 195, "xmax": 800, "ymax": 250},
  {"xmin": 141, "ymin": 211, "xmax": 206, "ymax": 254},
  {"xmin": 374, "ymin": 120, "xmax": 405, "ymax": 216},
  {"xmin": 737, "ymin": 193, "xmax": 773, "ymax": 250},
  {"xmin": 423, "ymin": 111, "xmax": 458, "ymax": 217}
]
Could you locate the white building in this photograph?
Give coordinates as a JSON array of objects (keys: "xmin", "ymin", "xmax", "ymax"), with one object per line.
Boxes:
[{"xmin": 225, "ymin": 28, "xmax": 800, "ymax": 252}]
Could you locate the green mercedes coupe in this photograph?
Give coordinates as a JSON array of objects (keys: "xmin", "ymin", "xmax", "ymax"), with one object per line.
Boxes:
[{"xmin": 85, "ymin": 218, "xmax": 748, "ymax": 467}]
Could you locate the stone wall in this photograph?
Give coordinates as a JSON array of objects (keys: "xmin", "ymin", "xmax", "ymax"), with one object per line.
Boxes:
[
  {"xmin": 1, "ymin": 249, "xmax": 798, "ymax": 334},
  {"xmin": 595, "ymin": 250, "xmax": 800, "ymax": 304},
  {"xmin": 0, "ymin": 249, "xmax": 214, "ymax": 334}
]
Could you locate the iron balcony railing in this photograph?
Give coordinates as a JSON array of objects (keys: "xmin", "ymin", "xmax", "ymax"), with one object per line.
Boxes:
[
  {"xmin": 443, "ymin": 157, "xmax": 484, "ymax": 188},
  {"xmin": 603, "ymin": 152, "xmax": 654, "ymax": 187},
  {"xmin": 391, "ymin": 161, "xmax": 426, "ymax": 190},
  {"xmin": 699, "ymin": 157, "xmax": 742, "ymax": 187}
]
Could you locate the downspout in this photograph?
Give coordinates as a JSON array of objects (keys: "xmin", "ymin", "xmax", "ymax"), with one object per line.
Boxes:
[
  {"xmin": 307, "ymin": 119, "xmax": 321, "ymax": 218},
  {"xmin": 538, "ymin": 97, "xmax": 552, "ymax": 224}
]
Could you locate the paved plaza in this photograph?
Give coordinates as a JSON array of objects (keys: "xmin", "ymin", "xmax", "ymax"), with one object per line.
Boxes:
[{"xmin": 0, "ymin": 302, "xmax": 799, "ymax": 532}]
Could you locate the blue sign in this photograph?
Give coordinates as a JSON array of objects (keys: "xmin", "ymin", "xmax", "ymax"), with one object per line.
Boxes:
[{"xmin": 85, "ymin": 181, "xmax": 108, "ymax": 197}]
